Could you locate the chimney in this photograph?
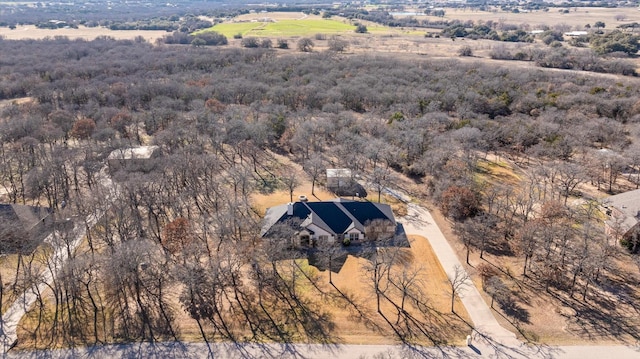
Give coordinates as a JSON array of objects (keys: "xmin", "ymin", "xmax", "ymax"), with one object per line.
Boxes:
[{"xmin": 287, "ymin": 202, "xmax": 294, "ymax": 216}]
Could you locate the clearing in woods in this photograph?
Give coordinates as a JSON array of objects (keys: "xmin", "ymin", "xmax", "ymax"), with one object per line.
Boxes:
[
  {"xmin": 13, "ymin": 156, "xmax": 470, "ymax": 348},
  {"xmin": 250, "ymin": 156, "xmax": 469, "ymax": 344}
]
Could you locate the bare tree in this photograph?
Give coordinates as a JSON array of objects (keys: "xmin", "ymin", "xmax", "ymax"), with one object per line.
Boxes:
[
  {"xmin": 624, "ymin": 143, "xmax": 640, "ymax": 189},
  {"xmin": 371, "ymin": 165, "xmax": 392, "ymax": 203},
  {"xmin": 485, "ymin": 276, "xmax": 510, "ymax": 309},
  {"xmin": 590, "ymin": 150, "xmax": 626, "ymax": 194},
  {"xmin": 614, "ymin": 14, "xmax": 627, "ymax": 21},
  {"xmin": 303, "ymin": 153, "xmax": 324, "ymax": 196},
  {"xmin": 454, "ymin": 221, "xmax": 475, "ymax": 265},
  {"xmin": 458, "ymin": 213, "xmax": 499, "ymax": 260},
  {"xmin": 297, "ymin": 38, "xmax": 314, "ymax": 52},
  {"xmin": 449, "ymin": 265, "xmax": 470, "ymax": 313},
  {"xmin": 327, "ymin": 36, "xmax": 348, "ymax": 52},
  {"xmin": 555, "ymin": 162, "xmax": 585, "ymax": 204},
  {"xmin": 313, "ymin": 238, "xmax": 346, "ymax": 285},
  {"xmin": 281, "ymin": 168, "xmax": 300, "ymax": 202},
  {"xmin": 514, "ymin": 220, "xmax": 542, "ymax": 277}
]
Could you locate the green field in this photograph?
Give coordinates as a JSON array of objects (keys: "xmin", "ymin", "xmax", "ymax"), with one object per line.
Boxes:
[{"xmin": 199, "ymin": 19, "xmax": 358, "ymax": 37}]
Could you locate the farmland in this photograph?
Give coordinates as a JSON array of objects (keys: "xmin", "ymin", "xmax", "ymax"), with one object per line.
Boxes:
[
  {"xmin": 205, "ymin": 19, "xmax": 357, "ymax": 37},
  {"xmin": 199, "ymin": 13, "xmax": 366, "ymax": 38}
]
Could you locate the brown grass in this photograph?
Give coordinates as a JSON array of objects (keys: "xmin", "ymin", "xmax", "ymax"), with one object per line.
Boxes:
[
  {"xmin": 308, "ymin": 233, "xmax": 471, "ymax": 345},
  {"xmin": 5, "ymin": 7, "xmax": 639, "ymax": 346},
  {"xmin": 11, "ymin": 149, "xmax": 467, "ymax": 347},
  {"xmin": 476, "ymin": 156, "xmax": 522, "ymax": 186},
  {"xmin": 0, "ymin": 25, "xmax": 167, "ymax": 43},
  {"xmin": 251, "ymin": 151, "xmax": 407, "ymax": 216},
  {"xmin": 250, "ymin": 153, "xmax": 467, "ymax": 343},
  {"xmin": 438, "ymin": 7, "xmax": 640, "ymax": 29},
  {"xmin": 14, "ymin": 235, "xmax": 470, "ymax": 348},
  {"xmin": 431, "ymin": 193, "xmax": 640, "ymax": 345},
  {"xmin": 1, "ymin": 246, "xmax": 52, "ymax": 316},
  {"xmin": 459, "ymin": 247, "xmax": 640, "ymax": 345}
]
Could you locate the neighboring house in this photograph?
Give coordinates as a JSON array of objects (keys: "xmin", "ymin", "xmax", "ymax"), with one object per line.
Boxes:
[
  {"xmin": 261, "ymin": 198, "xmax": 397, "ymax": 247},
  {"xmin": 604, "ymin": 189, "xmax": 640, "ymax": 252},
  {"xmin": 107, "ymin": 145, "xmax": 161, "ymax": 174},
  {"xmin": 0, "ymin": 204, "xmax": 53, "ymax": 255},
  {"xmin": 326, "ymin": 168, "xmax": 367, "ymax": 197}
]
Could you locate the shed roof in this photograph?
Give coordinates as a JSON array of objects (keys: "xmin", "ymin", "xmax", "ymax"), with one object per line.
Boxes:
[{"xmin": 326, "ymin": 168, "xmax": 352, "ymax": 178}]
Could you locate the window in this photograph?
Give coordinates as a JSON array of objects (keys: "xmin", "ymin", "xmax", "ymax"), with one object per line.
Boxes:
[
  {"xmin": 349, "ymin": 233, "xmax": 359, "ymax": 241},
  {"xmin": 318, "ymin": 235, "xmax": 328, "ymax": 242}
]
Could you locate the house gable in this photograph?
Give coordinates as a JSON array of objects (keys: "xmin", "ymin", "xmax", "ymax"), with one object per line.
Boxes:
[
  {"xmin": 260, "ymin": 202, "xmax": 311, "ymax": 236},
  {"xmin": 262, "ymin": 199, "xmax": 397, "ymax": 243},
  {"xmin": 305, "ymin": 202, "xmax": 353, "ymax": 234},
  {"xmin": 0, "ymin": 204, "xmax": 52, "ymax": 255}
]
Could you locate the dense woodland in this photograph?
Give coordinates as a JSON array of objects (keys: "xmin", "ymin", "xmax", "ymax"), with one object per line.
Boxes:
[{"xmin": 1, "ymin": 36, "xmax": 640, "ymax": 349}]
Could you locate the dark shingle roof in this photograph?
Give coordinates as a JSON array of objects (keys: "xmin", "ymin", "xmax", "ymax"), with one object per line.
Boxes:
[
  {"xmin": 339, "ymin": 201, "xmax": 389, "ymax": 226},
  {"xmin": 284, "ymin": 202, "xmax": 311, "ymax": 221},
  {"xmin": 306, "ymin": 202, "xmax": 353, "ymax": 233},
  {"xmin": 262, "ymin": 199, "xmax": 397, "ymax": 238}
]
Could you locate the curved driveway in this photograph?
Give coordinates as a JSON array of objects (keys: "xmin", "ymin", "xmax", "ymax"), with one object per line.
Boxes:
[{"xmin": 402, "ymin": 204, "xmax": 520, "ymax": 346}]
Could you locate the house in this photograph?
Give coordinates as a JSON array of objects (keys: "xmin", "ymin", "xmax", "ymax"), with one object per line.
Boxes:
[
  {"xmin": 261, "ymin": 198, "xmax": 398, "ymax": 247},
  {"xmin": 0, "ymin": 204, "xmax": 53, "ymax": 255},
  {"xmin": 604, "ymin": 189, "xmax": 640, "ymax": 252},
  {"xmin": 326, "ymin": 168, "xmax": 367, "ymax": 197},
  {"xmin": 107, "ymin": 145, "xmax": 161, "ymax": 174}
]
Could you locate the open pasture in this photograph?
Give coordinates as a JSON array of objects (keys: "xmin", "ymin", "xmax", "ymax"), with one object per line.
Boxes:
[
  {"xmin": 431, "ymin": 7, "xmax": 640, "ymax": 29},
  {"xmin": 204, "ymin": 19, "xmax": 359, "ymax": 38}
]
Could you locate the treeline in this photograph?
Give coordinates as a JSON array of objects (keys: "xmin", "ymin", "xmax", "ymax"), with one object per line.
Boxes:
[
  {"xmin": 1, "ymin": 37, "xmax": 640, "ymax": 348},
  {"xmin": 444, "ymin": 21, "xmax": 640, "ymax": 55},
  {"xmin": 27, "ymin": 15, "xmax": 214, "ymax": 33},
  {"xmin": 0, "ymin": 0, "xmax": 224, "ymax": 24},
  {"xmin": 322, "ymin": 8, "xmax": 452, "ymax": 29},
  {"xmin": 442, "ymin": 23, "xmax": 534, "ymax": 42},
  {"xmin": 106, "ymin": 15, "xmax": 213, "ymax": 32},
  {"xmin": 488, "ymin": 45, "xmax": 637, "ymax": 76},
  {"xmin": 161, "ymin": 31, "xmax": 228, "ymax": 46}
]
